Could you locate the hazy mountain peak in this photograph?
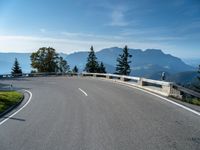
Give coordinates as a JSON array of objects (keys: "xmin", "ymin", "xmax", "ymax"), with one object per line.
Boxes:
[
  {"xmin": 144, "ymin": 49, "xmax": 164, "ymax": 54},
  {"xmin": 100, "ymin": 47, "xmax": 122, "ymax": 52}
]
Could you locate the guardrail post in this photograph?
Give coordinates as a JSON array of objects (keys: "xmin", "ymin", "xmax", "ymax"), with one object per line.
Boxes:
[
  {"xmin": 93, "ymin": 74, "xmax": 96, "ymax": 77},
  {"xmin": 169, "ymin": 85, "xmax": 183, "ymax": 99},
  {"xmin": 161, "ymin": 84, "xmax": 171, "ymax": 96},
  {"xmin": 106, "ymin": 75, "xmax": 111, "ymax": 79},
  {"xmin": 138, "ymin": 78, "xmax": 145, "ymax": 86},
  {"xmin": 120, "ymin": 77, "xmax": 125, "ymax": 81}
]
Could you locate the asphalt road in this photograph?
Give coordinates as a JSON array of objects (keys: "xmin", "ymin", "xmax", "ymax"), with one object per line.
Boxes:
[{"xmin": 0, "ymin": 77, "xmax": 200, "ymax": 150}]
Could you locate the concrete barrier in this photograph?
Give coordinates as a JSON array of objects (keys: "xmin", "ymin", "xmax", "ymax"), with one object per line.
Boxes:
[{"xmin": 81, "ymin": 73, "xmax": 199, "ymax": 99}]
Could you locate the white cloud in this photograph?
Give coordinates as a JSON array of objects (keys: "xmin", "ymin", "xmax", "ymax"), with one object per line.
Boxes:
[{"xmin": 107, "ymin": 6, "xmax": 128, "ymax": 27}]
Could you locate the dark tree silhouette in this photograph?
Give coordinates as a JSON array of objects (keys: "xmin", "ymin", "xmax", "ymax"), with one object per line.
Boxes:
[
  {"xmin": 85, "ymin": 46, "xmax": 99, "ymax": 73},
  {"xmin": 11, "ymin": 58, "xmax": 22, "ymax": 76},
  {"xmin": 98, "ymin": 62, "xmax": 106, "ymax": 73},
  {"xmin": 73, "ymin": 65, "xmax": 78, "ymax": 73},
  {"xmin": 198, "ymin": 65, "xmax": 200, "ymax": 81},
  {"xmin": 115, "ymin": 45, "xmax": 132, "ymax": 75},
  {"xmin": 195, "ymin": 65, "xmax": 200, "ymax": 91}
]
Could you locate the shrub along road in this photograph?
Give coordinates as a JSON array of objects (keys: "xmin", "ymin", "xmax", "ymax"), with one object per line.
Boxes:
[
  {"xmin": 0, "ymin": 91, "xmax": 23, "ymax": 113},
  {"xmin": 0, "ymin": 77, "xmax": 199, "ymax": 150}
]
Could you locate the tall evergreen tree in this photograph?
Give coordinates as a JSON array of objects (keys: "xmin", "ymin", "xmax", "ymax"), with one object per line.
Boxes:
[
  {"xmin": 98, "ymin": 62, "xmax": 106, "ymax": 73},
  {"xmin": 72, "ymin": 65, "xmax": 78, "ymax": 73},
  {"xmin": 11, "ymin": 58, "xmax": 22, "ymax": 76},
  {"xmin": 115, "ymin": 45, "xmax": 132, "ymax": 75},
  {"xmin": 85, "ymin": 46, "xmax": 99, "ymax": 73},
  {"xmin": 198, "ymin": 65, "xmax": 200, "ymax": 81},
  {"xmin": 195, "ymin": 65, "xmax": 200, "ymax": 91},
  {"xmin": 192, "ymin": 65, "xmax": 200, "ymax": 92}
]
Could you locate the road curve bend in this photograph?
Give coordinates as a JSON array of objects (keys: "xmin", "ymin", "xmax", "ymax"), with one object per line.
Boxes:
[{"xmin": 0, "ymin": 77, "xmax": 199, "ymax": 150}]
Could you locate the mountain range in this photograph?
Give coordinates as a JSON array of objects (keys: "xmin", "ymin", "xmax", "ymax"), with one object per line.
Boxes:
[
  {"xmin": 0, "ymin": 47, "xmax": 196, "ymax": 84},
  {"xmin": 66, "ymin": 47, "xmax": 194, "ymax": 78}
]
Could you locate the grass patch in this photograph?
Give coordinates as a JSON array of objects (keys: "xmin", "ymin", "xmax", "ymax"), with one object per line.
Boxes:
[
  {"xmin": 171, "ymin": 94, "xmax": 200, "ymax": 106},
  {"xmin": 183, "ymin": 98, "xmax": 200, "ymax": 106},
  {"xmin": 0, "ymin": 91, "xmax": 23, "ymax": 113}
]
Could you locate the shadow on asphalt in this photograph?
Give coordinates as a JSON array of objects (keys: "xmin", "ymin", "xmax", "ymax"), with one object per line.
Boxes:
[{"xmin": 2, "ymin": 117, "xmax": 26, "ymax": 122}]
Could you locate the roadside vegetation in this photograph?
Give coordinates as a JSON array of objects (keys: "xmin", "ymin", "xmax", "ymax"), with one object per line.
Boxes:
[
  {"xmin": 181, "ymin": 98, "xmax": 200, "ymax": 106},
  {"xmin": 192, "ymin": 64, "xmax": 200, "ymax": 92},
  {"xmin": 181, "ymin": 94, "xmax": 200, "ymax": 106},
  {"xmin": 0, "ymin": 91, "xmax": 23, "ymax": 113},
  {"xmin": 11, "ymin": 58, "xmax": 23, "ymax": 77},
  {"xmin": 85, "ymin": 46, "xmax": 107, "ymax": 73},
  {"xmin": 30, "ymin": 47, "xmax": 69, "ymax": 73},
  {"xmin": 115, "ymin": 45, "xmax": 132, "ymax": 75}
]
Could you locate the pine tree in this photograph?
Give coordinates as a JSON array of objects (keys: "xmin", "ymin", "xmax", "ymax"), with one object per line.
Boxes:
[
  {"xmin": 192, "ymin": 65, "xmax": 200, "ymax": 92},
  {"xmin": 72, "ymin": 65, "xmax": 78, "ymax": 73},
  {"xmin": 11, "ymin": 58, "xmax": 22, "ymax": 76},
  {"xmin": 196, "ymin": 65, "xmax": 200, "ymax": 91},
  {"xmin": 115, "ymin": 45, "xmax": 132, "ymax": 75},
  {"xmin": 98, "ymin": 62, "xmax": 106, "ymax": 73},
  {"xmin": 85, "ymin": 46, "xmax": 99, "ymax": 73},
  {"xmin": 198, "ymin": 65, "xmax": 200, "ymax": 81}
]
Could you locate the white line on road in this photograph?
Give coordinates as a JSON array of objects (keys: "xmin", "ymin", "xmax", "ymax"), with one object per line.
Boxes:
[
  {"xmin": 99, "ymin": 78, "xmax": 200, "ymax": 117},
  {"xmin": 116, "ymin": 81, "xmax": 200, "ymax": 116},
  {"xmin": 79, "ymin": 88, "xmax": 88, "ymax": 96},
  {"xmin": 0, "ymin": 90, "xmax": 32, "ymax": 126}
]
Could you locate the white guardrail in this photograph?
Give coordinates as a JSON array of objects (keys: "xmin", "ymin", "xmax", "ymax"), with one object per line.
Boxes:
[
  {"xmin": 0, "ymin": 72, "xmax": 200, "ymax": 99},
  {"xmin": 81, "ymin": 72, "xmax": 200, "ymax": 99}
]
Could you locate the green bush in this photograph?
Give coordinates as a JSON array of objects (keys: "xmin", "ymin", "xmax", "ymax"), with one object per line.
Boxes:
[{"xmin": 0, "ymin": 91, "xmax": 23, "ymax": 113}]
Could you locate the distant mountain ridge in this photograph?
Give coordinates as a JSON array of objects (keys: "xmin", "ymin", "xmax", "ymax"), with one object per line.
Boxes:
[
  {"xmin": 0, "ymin": 48, "xmax": 194, "ymax": 79},
  {"xmin": 65, "ymin": 47, "xmax": 194, "ymax": 78}
]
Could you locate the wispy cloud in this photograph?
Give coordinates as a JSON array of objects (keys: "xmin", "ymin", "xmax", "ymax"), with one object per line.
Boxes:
[
  {"xmin": 61, "ymin": 31, "xmax": 122, "ymax": 40},
  {"xmin": 177, "ymin": 20, "xmax": 200, "ymax": 33},
  {"xmin": 61, "ymin": 32, "xmax": 94, "ymax": 38},
  {"xmin": 120, "ymin": 27, "xmax": 188, "ymax": 42},
  {"xmin": 107, "ymin": 6, "xmax": 128, "ymax": 27},
  {"xmin": 0, "ymin": 34, "xmax": 176, "ymax": 55}
]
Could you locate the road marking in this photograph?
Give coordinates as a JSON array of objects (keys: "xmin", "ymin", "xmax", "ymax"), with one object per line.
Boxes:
[
  {"xmin": 118, "ymin": 81, "xmax": 200, "ymax": 116},
  {"xmin": 79, "ymin": 88, "xmax": 88, "ymax": 96},
  {"xmin": 99, "ymin": 78, "xmax": 200, "ymax": 117},
  {"xmin": 0, "ymin": 90, "xmax": 32, "ymax": 126}
]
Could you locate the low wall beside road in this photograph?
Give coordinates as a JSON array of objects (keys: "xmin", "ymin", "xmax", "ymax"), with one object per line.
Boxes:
[{"xmin": 81, "ymin": 72, "xmax": 200, "ymax": 100}]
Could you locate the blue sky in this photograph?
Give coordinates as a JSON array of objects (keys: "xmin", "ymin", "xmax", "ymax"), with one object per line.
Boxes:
[{"xmin": 0, "ymin": 0, "xmax": 199, "ymax": 58}]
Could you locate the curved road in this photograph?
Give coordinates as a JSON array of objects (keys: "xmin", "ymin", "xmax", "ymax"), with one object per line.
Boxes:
[{"xmin": 0, "ymin": 77, "xmax": 200, "ymax": 150}]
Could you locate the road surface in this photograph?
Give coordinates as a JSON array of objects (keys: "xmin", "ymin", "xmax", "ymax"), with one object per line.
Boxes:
[{"xmin": 0, "ymin": 77, "xmax": 200, "ymax": 150}]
